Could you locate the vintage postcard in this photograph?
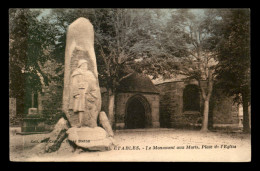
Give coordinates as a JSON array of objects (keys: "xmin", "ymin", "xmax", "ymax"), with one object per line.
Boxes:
[{"xmin": 9, "ymin": 8, "xmax": 251, "ymax": 162}]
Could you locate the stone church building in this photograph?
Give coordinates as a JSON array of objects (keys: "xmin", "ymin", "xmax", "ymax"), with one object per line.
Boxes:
[
  {"xmin": 101, "ymin": 72, "xmax": 240, "ymax": 129},
  {"xmin": 32, "ymin": 72, "xmax": 240, "ymax": 130}
]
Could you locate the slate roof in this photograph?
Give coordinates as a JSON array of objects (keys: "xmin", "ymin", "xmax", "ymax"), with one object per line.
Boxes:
[{"xmin": 117, "ymin": 72, "xmax": 159, "ymax": 94}]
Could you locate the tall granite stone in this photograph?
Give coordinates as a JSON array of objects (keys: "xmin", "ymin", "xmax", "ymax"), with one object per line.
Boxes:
[
  {"xmin": 62, "ymin": 17, "xmax": 102, "ymax": 126},
  {"xmin": 62, "ymin": 17, "xmax": 114, "ymax": 151}
]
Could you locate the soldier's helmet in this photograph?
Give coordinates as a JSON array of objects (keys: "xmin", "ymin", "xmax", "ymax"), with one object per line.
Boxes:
[{"xmin": 77, "ymin": 59, "xmax": 88, "ymax": 68}]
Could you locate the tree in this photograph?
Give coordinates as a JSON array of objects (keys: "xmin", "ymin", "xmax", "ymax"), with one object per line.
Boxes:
[
  {"xmin": 135, "ymin": 9, "xmax": 219, "ymax": 131},
  {"xmin": 93, "ymin": 9, "xmax": 163, "ymax": 126},
  {"xmin": 213, "ymin": 9, "xmax": 250, "ymax": 133},
  {"xmin": 9, "ymin": 9, "xmax": 58, "ymax": 113}
]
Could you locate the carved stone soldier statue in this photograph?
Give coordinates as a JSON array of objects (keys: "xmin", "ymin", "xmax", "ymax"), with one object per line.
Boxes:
[{"xmin": 70, "ymin": 59, "xmax": 99, "ymax": 127}]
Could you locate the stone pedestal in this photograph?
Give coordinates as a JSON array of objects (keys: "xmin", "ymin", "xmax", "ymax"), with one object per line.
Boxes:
[
  {"xmin": 28, "ymin": 108, "xmax": 38, "ymax": 115},
  {"xmin": 21, "ymin": 118, "xmax": 45, "ymax": 133},
  {"xmin": 67, "ymin": 127, "xmax": 114, "ymax": 151},
  {"xmin": 21, "ymin": 108, "xmax": 46, "ymax": 134}
]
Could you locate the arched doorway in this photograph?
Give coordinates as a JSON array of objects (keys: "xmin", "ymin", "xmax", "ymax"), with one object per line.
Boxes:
[{"xmin": 125, "ymin": 94, "xmax": 151, "ymax": 129}]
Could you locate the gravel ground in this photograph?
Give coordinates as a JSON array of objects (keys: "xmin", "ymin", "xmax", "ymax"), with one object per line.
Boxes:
[{"xmin": 10, "ymin": 128, "xmax": 251, "ymax": 162}]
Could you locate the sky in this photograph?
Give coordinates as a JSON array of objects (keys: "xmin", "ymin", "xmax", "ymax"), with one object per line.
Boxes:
[
  {"xmin": 35, "ymin": 9, "xmax": 51, "ymax": 20},
  {"xmin": 36, "ymin": 8, "xmax": 206, "ymax": 19}
]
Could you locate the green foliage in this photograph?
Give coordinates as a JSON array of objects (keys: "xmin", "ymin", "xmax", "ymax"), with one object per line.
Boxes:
[
  {"xmin": 9, "ymin": 9, "xmax": 60, "ymax": 97},
  {"xmin": 135, "ymin": 9, "xmax": 220, "ymax": 85},
  {"xmin": 9, "ymin": 9, "xmax": 66, "ymax": 115},
  {"xmin": 214, "ymin": 9, "xmax": 250, "ymax": 104},
  {"xmin": 92, "ymin": 9, "xmax": 163, "ymax": 91}
]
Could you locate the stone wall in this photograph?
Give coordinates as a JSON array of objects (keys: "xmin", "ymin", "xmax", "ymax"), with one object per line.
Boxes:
[
  {"xmin": 155, "ymin": 80, "xmax": 239, "ymax": 128},
  {"xmin": 155, "ymin": 81, "xmax": 201, "ymax": 128},
  {"xmin": 211, "ymin": 95, "xmax": 239, "ymax": 124}
]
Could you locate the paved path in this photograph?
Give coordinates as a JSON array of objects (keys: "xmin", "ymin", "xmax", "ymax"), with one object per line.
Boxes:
[{"xmin": 10, "ymin": 129, "xmax": 251, "ymax": 162}]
